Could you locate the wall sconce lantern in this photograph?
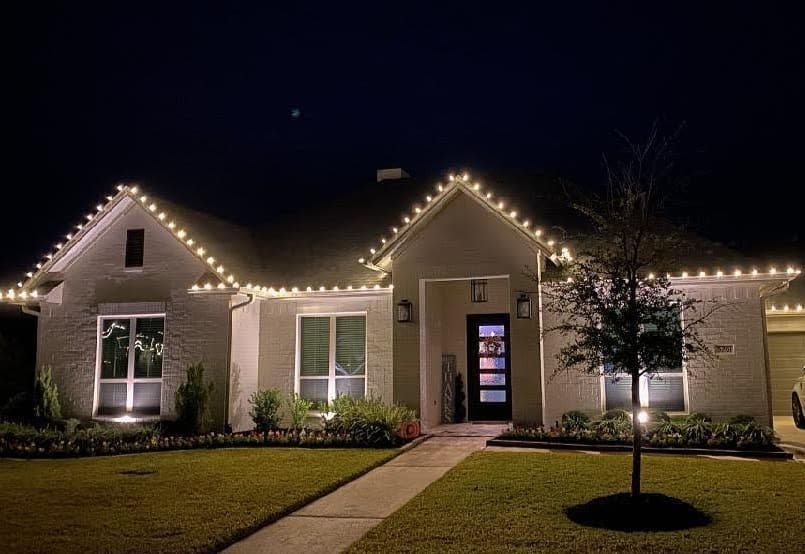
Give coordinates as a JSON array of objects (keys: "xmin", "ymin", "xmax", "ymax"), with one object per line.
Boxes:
[
  {"xmin": 396, "ymin": 299, "xmax": 413, "ymax": 322},
  {"xmin": 470, "ymin": 279, "xmax": 488, "ymax": 303},
  {"xmin": 516, "ymin": 293, "xmax": 532, "ymax": 319}
]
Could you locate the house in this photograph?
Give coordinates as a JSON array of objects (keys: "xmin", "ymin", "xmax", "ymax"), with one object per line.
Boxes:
[{"xmin": 2, "ymin": 170, "xmax": 802, "ymax": 430}]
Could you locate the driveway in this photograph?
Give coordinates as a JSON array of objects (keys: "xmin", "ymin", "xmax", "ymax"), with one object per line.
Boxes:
[{"xmin": 774, "ymin": 415, "xmax": 805, "ymax": 450}]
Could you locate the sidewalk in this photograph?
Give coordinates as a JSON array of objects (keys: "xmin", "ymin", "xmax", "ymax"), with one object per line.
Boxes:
[{"xmin": 223, "ymin": 436, "xmax": 490, "ymax": 554}]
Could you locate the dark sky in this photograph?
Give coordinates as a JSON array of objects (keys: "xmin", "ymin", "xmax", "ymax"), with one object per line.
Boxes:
[{"xmin": 4, "ymin": 2, "xmax": 804, "ymax": 278}]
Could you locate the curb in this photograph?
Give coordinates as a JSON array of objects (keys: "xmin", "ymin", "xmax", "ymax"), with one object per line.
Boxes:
[
  {"xmin": 779, "ymin": 443, "xmax": 805, "ymax": 457},
  {"xmin": 486, "ymin": 438, "xmax": 794, "ymax": 460}
]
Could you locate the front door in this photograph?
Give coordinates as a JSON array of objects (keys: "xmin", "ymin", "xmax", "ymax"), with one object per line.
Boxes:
[{"xmin": 467, "ymin": 314, "xmax": 512, "ymax": 421}]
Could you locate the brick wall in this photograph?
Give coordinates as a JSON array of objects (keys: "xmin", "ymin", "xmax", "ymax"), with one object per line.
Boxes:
[
  {"xmin": 542, "ymin": 281, "xmax": 775, "ymax": 425},
  {"xmin": 256, "ymin": 293, "xmax": 394, "ymax": 410},
  {"xmin": 35, "ymin": 199, "xmax": 232, "ymax": 426}
]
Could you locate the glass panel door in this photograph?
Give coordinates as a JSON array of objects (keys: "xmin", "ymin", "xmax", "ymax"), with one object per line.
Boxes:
[{"xmin": 467, "ymin": 314, "xmax": 512, "ymax": 421}]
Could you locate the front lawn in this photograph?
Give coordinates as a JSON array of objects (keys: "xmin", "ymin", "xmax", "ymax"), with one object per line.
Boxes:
[
  {"xmin": 0, "ymin": 447, "xmax": 394, "ymax": 553},
  {"xmin": 349, "ymin": 451, "xmax": 805, "ymax": 553}
]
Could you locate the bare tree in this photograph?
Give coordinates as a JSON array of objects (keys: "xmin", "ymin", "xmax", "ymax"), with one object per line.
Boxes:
[{"xmin": 541, "ymin": 126, "xmax": 717, "ymax": 498}]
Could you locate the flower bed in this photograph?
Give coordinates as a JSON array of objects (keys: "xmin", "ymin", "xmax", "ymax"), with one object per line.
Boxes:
[
  {"xmin": 0, "ymin": 421, "xmax": 374, "ymax": 459},
  {"xmin": 496, "ymin": 411, "xmax": 782, "ymax": 452}
]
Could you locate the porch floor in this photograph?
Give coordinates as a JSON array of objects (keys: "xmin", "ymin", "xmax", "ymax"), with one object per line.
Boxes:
[{"xmin": 424, "ymin": 422, "xmax": 511, "ymax": 437}]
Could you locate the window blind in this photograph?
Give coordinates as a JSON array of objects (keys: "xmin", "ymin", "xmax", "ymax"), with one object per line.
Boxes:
[
  {"xmin": 300, "ymin": 317, "xmax": 330, "ymax": 376},
  {"xmin": 134, "ymin": 318, "xmax": 164, "ymax": 378},
  {"xmin": 335, "ymin": 316, "xmax": 366, "ymax": 376},
  {"xmin": 101, "ymin": 319, "xmax": 130, "ymax": 379}
]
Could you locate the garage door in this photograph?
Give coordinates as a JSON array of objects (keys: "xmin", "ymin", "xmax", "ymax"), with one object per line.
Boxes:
[{"xmin": 768, "ymin": 333, "xmax": 805, "ymax": 415}]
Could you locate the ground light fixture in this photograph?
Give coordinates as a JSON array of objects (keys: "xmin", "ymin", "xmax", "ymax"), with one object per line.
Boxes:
[{"xmin": 637, "ymin": 410, "xmax": 649, "ymax": 424}]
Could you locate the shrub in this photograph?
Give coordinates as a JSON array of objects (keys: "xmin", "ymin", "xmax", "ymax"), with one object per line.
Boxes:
[
  {"xmin": 684, "ymin": 412, "xmax": 711, "ymax": 424},
  {"xmin": 286, "ymin": 393, "xmax": 313, "ymax": 430},
  {"xmin": 561, "ymin": 410, "xmax": 590, "ymax": 432},
  {"xmin": 325, "ymin": 395, "xmax": 417, "ymax": 447},
  {"xmin": 645, "ymin": 409, "xmax": 670, "ymax": 423},
  {"xmin": 682, "ymin": 415, "xmax": 712, "ymax": 445},
  {"xmin": 175, "ymin": 363, "xmax": 214, "ymax": 434},
  {"xmin": 33, "ymin": 365, "xmax": 61, "ymax": 422},
  {"xmin": 0, "ymin": 420, "xmax": 363, "ymax": 458},
  {"xmin": 593, "ymin": 417, "xmax": 632, "ymax": 438},
  {"xmin": 736, "ymin": 422, "xmax": 777, "ymax": 450},
  {"xmin": 249, "ymin": 389, "xmax": 283, "ymax": 433},
  {"xmin": 601, "ymin": 408, "xmax": 630, "ymax": 421}
]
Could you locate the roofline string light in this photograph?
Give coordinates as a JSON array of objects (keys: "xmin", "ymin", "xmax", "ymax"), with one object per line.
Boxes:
[
  {"xmin": 655, "ymin": 268, "xmax": 801, "ymax": 281},
  {"xmin": 189, "ymin": 282, "xmax": 395, "ymax": 297},
  {"xmin": 1, "ymin": 182, "xmax": 246, "ymax": 302},
  {"xmin": 768, "ymin": 303, "xmax": 804, "ymax": 313},
  {"xmin": 359, "ymin": 172, "xmax": 568, "ymax": 270},
  {"xmin": 0, "ymin": 178, "xmax": 801, "ymax": 303}
]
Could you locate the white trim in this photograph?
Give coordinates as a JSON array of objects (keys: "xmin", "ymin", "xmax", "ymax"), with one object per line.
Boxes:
[
  {"xmin": 295, "ymin": 312, "xmax": 368, "ymax": 404},
  {"xmin": 420, "ymin": 274, "xmax": 510, "ymax": 283},
  {"xmin": 51, "ymin": 197, "xmax": 135, "ymax": 273},
  {"xmin": 94, "ymin": 313, "xmax": 166, "ymax": 417},
  {"xmin": 537, "ymin": 251, "xmax": 547, "ymax": 425},
  {"xmin": 418, "ymin": 278, "xmax": 428, "ymax": 422}
]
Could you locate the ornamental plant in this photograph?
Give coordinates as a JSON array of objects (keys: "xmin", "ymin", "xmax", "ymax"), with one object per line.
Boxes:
[
  {"xmin": 175, "ymin": 363, "xmax": 214, "ymax": 434},
  {"xmin": 33, "ymin": 365, "xmax": 61, "ymax": 422},
  {"xmin": 536, "ymin": 126, "xmax": 721, "ymax": 498},
  {"xmin": 286, "ymin": 393, "xmax": 313, "ymax": 430},
  {"xmin": 249, "ymin": 389, "xmax": 283, "ymax": 434}
]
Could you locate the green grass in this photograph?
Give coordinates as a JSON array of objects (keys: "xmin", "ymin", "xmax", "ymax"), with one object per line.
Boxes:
[
  {"xmin": 0, "ymin": 447, "xmax": 394, "ymax": 553},
  {"xmin": 349, "ymin": 451, "xmax": 805, "ymax": 553}
]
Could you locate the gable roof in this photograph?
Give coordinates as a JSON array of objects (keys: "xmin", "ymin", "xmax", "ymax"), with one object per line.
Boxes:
[
  {"xmin": 1, "ymin": 184, "xmax": 258, "ymax": 302},
  {"xmin": 364, "ymin": 172, "xmax": 567, "ymax": 271},
  {"xmin": 1, "ymin": 170, "xmax": 801, "ymax": 304}
]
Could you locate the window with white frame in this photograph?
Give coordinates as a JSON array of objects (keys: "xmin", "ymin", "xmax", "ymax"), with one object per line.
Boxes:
[
  {"xmin": 604, "ymin": 305, "xmax": 686, "ymax": 412},
  {"xmin": 97, "ymin": 316, "xmax": 164, "ymax": 416},
  {"xmin": 298, "ymin": 315, "xmax": 366, "ymax": 405}
]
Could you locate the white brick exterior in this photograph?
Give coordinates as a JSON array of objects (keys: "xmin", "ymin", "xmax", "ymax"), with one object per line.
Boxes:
[
  {"xmin": 36, "ymin": 199, "xmax": 231, "ymax": 425},
  {"xmin": 31, "ymin": 189, "xmax": 790, "ymax": 430},
  {"xmin": 543, "ymin": 281, "xmax": 777, "ymax": 426}
]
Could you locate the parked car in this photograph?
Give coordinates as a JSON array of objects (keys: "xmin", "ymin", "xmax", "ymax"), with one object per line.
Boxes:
[{"xmin": 794, "ymin": 366, "xmax": 805, "ymax": 429}]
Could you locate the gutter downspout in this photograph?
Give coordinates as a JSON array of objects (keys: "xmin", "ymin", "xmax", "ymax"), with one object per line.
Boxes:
[
  {"xmin": 537, "ymin": 251, "xmax": 547, "ymax": 426},
  {"xmin": 21, "ymin": 305, "xmax": 41, "ymax": 318},
  {"xmin": 224, "ymin": 292, "xmax": 255, "ymax": 432}
]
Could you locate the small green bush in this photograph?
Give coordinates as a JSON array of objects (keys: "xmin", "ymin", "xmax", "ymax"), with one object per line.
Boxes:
[
  {"xmin": 33, "ymin": 366, "xmax": 61, "ymax": 422},
  {"xmin": 175, "ymin": 363, "xmax": 214, "ymax": 434},
  {"xmin": 601, "ymin": 408, "xmax": 630, "ymax": 421},
  {"xmin": 645, "ymin": 409, "xmax": 670, "ymax": 423},
  {"xmin": 561, "ymin": 410, "xmax": 590, "ymax": 432},
  {"xmin": 325, "ymin": 395, "xmax": 417, "ymax": 447},
  {"xmin": 728, "ymin": 414, "xmax": 756, "ymax": 425},
  {"xmin": 593, "ymin": 417, "xmax": 631, "ymax": 437},
  {"xmin": 736, "ymin": 422, "xmax": 777, "ymax": 449},
  {"xmin": 286, "ymin": 393, "xmax": 313, "ymax": 430},
  {"xmin": 249, "ymin": 389, "xmax": 283, "ymax": 433}
]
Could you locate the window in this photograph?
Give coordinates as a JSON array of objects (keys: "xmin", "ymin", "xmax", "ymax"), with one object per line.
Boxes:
[
  {"xmin": 97, "ymin": 316, "xmax": 164, "ymax": 416},
  {"xmin": 298, "ymin": 315, "xmax": 366, "ymax": 404},
  {"xmin": 125, "ymin": 229, "xmax": 145, "ymax": 268},
  {"xmin": 603, "ymin": 306, "xmax": 686, "ymax": 412}
]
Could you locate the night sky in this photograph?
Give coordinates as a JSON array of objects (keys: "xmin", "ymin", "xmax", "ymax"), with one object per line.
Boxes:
[{"xmin": 4, "ymin": 3, "xmax": 804, "ymax": 278}]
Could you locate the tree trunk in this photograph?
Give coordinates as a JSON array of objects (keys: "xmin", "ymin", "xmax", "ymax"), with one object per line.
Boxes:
[{"xmin": 631, "ymin": 372, "xmax": 641, "ymax": 498}]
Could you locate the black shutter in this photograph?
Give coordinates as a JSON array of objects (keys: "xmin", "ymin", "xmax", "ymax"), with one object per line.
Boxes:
[{"xmin": 125, "ymin": 229, "xmax": 145, "ymax": 267}]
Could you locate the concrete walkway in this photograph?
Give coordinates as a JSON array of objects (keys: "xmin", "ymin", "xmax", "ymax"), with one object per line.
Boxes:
[
  {"xmin": 223, "ymin": 435, "xmax": 490, "ymax": 554},
  {"xmin": 774, "ymin": 416, "xmax": 805, "ymax": 452}
]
